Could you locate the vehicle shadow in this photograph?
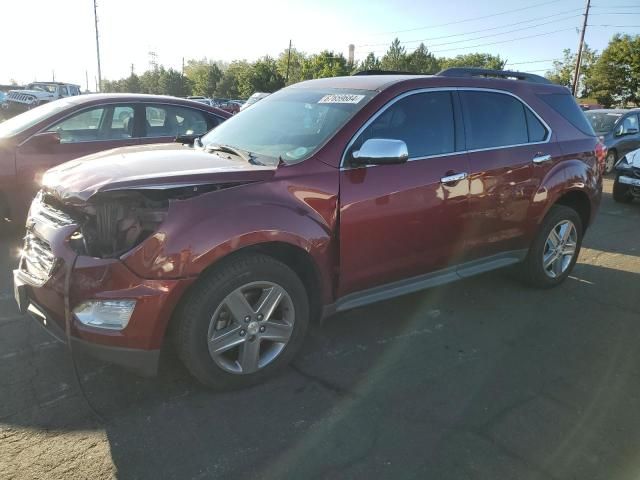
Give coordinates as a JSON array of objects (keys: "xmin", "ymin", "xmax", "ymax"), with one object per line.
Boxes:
[{"xmin": 2, "ymin": 258, "xmax": 640, "ymax": 480}]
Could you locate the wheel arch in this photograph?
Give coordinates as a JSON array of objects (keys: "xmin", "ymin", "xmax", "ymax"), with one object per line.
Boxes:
[
  {"xmin": 552, "ymin": 189, "xmax": 592, "ymax": 232},
  {"xmin": 164, "ymin": 240, "xmax": 328, "ymax": 344}
]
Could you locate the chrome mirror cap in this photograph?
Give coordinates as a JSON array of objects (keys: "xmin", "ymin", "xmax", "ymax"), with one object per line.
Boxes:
[{"xmin": 352, "ymin": 138, "xmax": 409, "ymax": 165}]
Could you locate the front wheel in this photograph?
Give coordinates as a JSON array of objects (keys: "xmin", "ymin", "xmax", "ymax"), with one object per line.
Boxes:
[
  {"xmin": 175, "ymin": 254, "xmax": 309, "ymax": 389},
  {"xmin": 613, "ymin": 176, "xmax": 634, "ymax": 203},
  {"xmin": 519, "ymin": 205, "xmax": 583, "ymax": 288}
]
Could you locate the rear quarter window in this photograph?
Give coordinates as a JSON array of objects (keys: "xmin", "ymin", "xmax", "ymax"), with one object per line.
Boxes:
[{"xmin": 537, "ymin": 93, "xmax": 595, "ymax": 136}]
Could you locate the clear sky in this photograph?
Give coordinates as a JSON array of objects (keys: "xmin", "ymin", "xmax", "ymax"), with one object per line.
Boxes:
[{"xmin": 1, "ymin": 0, "xmax": 639, "ymax": 89}]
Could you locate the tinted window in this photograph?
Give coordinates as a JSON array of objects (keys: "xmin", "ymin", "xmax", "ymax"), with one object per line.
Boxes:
[
  {"xmin": 461, "ymin": 91, "xmax": 528, "ymax": 150},
  {"xmin": 538, "ymin": 93, "xmax": 595, "ymax": 136},
  {"xmin": 47, "ymin": 107, "xmax": 106, "ymax": 143},
  {"xmin": 525, "ymin": 108, "xmax": 548, "ymax": 142},
  {"xmin": 352, "ymin": 91, "xmax": 455, "ymax": 159},
  {"xmin": 622, "ymin": 114, "xmax": 639, "ymax": 133},
  {"xmin": 60, "ymin": 86, "xmax": 68, "ymax": 96},
  {"xmin": 109, "ymin": 106, "xmax": 135, "ymax": 139},
  {"xmin": 585, "ymin": 111, "xmax": 621, "ymax": 134},
  {"xmin": 144, "ymin": 105, "xmax": 210, "ymax": 138}
]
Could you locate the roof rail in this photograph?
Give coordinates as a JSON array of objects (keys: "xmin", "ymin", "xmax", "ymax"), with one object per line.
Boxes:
[
  {"xmin": 437, "ymin": 68, "xmax": 552, "ymax": 85},
  {"xmin": 353, "ymin": 70, "xmax": 424, "ymax": 76}
]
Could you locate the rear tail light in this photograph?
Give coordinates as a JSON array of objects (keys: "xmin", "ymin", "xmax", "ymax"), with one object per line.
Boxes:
[{"xmin": 595, "ymin": 137, "xmax": 607, "ymax": 174}]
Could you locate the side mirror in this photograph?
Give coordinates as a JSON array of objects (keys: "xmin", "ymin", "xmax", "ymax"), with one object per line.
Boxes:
[
  {"xmin": 351, "ymin": 138, "xmax": 409, "ymax": 166},
  {"xmin": 615, "ymin": 124, "xmax": 624, "ymax": 137},
  {"xmin": 30, "ymin": 131, "xmax": 61, "ymax": 147}
]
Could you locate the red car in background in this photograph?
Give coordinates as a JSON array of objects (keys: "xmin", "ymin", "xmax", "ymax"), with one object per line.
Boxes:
[{"xmin": 0, "ymin": 94, "xmax": 230, "ymax": 223}]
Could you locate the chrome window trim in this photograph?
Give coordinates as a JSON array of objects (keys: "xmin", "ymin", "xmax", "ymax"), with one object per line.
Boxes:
[
  {"xmin": 340, "ymin": 87, "xmax": 552, "ymax": 170},
  {"xmin": 20, "ymin": 101, "xmax": 223, "ymax": 147}
]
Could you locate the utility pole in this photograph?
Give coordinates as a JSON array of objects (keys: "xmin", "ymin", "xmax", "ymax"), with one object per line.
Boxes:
[
  {"xmin": 572, "ymin": 0, "xmax": 590, "ymax": 97},
  {"xmin": 285, "ymin": 40, "xmax": 292, "ymax": 84},
  {"xmin": 131, "ymin": 63, "xmax": 135, "ymax": 76},
  {"xmin": 85, "ymin": 70, "xmax": 89, "ymax": 92},
  {"xmin": 93, "ymin": 0, "xmax": 102, "ymax": 92},
  {"xmin": 52, "ymin": 70, "xmax": 55, "ymax": 82},
  {"xmin": 182, "ymin": 57, "xmax": 185, "ymax": 77}
]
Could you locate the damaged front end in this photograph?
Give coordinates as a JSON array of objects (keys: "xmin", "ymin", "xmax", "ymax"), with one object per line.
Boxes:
[{"xmin": 35, "ymin": 184, "xmax": 228, "ymax": 259}]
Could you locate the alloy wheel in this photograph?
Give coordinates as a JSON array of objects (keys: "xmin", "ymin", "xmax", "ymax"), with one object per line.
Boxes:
[
  {"xmin": 207, "ymin": 281, "xmax": 295, "ymax": 374},
  {"xmin": 542, "ymin": 220, "xmax": 578, "ymax": 279},
  {"xmin": 605, "ymin": 152, "xmax": 616, "ymax": 174}
]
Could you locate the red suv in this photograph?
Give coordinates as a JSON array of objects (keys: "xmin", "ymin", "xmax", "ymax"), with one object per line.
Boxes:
[{"xmin": 13, "ymin": 69, "xmax": 603, "ymax": 389}]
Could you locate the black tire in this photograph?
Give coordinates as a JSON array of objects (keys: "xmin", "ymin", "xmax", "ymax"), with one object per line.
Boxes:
[
  {"xmin": 519, "ymin": 205, "xmax": 583, "ymax": 289},
  {"xmin": 175, "ymin": 253, "xmax": 309, "ymax": 389},
  {"xmin": 604, "ymin": 150, "xmax": 617, "ymax": 174},
  {"xmin": 613, "ymin": 176, "xmax": 634, "ymax": 203}
]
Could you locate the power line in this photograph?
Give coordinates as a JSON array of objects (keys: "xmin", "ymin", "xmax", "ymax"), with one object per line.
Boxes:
[
  {"xmin": 357, "ymin": 8, "xmax": 583, "ymax": 47},
  {"xmin": 368, "ymin": 28, "xmax": 576, "ymax": 55},
  {"xmin": 588, "ymin": 24, "xmax": 640, "ymax": 27},
  {"xmin": 366, "ymin": 0, "xmax": 568, "ymax": 37}
]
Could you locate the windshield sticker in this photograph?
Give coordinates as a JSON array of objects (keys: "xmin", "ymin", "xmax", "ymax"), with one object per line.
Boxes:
[
  {"xmin": 318, "ymin": 94, "xmax": 365, "ymax": 104},
  {"xmin": 607, "ymin": 113, "xmax": 622, "ymax": 116}
]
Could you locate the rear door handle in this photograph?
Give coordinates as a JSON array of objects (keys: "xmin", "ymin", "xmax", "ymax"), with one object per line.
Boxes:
[
  {"xmin": 440, "ymin": 172, "xmax": 468, "ymax": 184},
  {"xmin": 532, "ymin": 154, "xmax": 552, "ymax": 164}
]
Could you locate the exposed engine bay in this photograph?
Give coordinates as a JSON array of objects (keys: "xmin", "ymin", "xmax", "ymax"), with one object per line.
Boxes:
[{"xmin": 39, "ymin": 184, "xmax": 232, "ymax": 258}]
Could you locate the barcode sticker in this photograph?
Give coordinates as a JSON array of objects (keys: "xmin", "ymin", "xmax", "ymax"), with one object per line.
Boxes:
[{"xmin": 318, "ymin": 94, "xmax": 365, "ymax": 104}]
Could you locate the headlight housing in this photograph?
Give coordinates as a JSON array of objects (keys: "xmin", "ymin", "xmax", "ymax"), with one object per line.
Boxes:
[{"xmin": 73, "ymin": 300, "xmax": 136, "ymax": 330}]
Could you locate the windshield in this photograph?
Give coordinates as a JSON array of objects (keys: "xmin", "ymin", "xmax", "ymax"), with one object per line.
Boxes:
[
  {"xmin": 28, "ymin": 83, "xmax": 57, "ymax": 93},
  {"xmin": 0, "ymin": 98, "xmax": 75, "ymax": 138},
  {"xmin": 585, "ymin": 111, "xmax": 622, "ymax": 134},
  {"xmin": 201, "ymin": 88, "xmax": 375, "ymax": 164}
]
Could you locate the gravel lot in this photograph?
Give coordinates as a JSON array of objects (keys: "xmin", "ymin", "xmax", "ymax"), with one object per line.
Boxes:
[{"xmin": 1, "ymin": 178, "xmax": 639, "ymax": 480}]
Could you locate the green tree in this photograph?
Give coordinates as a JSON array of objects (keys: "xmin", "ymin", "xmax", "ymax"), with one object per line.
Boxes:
[
  {"xmin": 122, "ymin": 73, "xmax": 142, "ymax": 93},
  {"xmin": 301, "ymin": 51, "xmax": 349, "ymax": 80},
  {"xmin": 158, "ymin": 68, "xmax": 190, "ymax": 97},
  {"xmin": 589, "ymin": 34, "xmax": 640, "ymax": 107},
  {"xmin": 380, "ymin": 38, "xmax": 408, "ymax": 71},
  {"xmin": 277, "ymin": 48, "xmax": 307, "ymax": 85},
  {"xmin": 358, "ymin": 52, "xmax": 380, "ymax": 72},
  {"xmin": 406, "ymin": 43, "xmax": 440, "ymax": 74},
  {"xmin": 185, "ymin": 59, "xmax": 222, "ymax": 97},
  {"xmin": 240, "ymin": 56, "xmax": 285, "ymax": 97},
  {"xmin": 546, "ymin": 45, "xmax": 598, "ymax": 96},
  {"xmin": 441, "ymin": 53, "xmax": 505, "ymax": 70},
  {"xmin": 215, "ymin": 61, "xmax": 251, "ymax": 98}
]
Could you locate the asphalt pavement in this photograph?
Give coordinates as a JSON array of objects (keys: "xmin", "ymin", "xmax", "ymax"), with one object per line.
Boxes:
[{"xmin": 1, "ymin": 178, "xmax": 639, "ymax": 480}]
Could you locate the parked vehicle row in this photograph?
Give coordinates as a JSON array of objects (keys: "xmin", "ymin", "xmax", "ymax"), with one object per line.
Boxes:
[
  {"xmin": 12, "ymin": 68, "xmax": 604, "ymax": 389},
  {"xmin": 2, "ymin": 82, "xmax": 81, "ymax": 116},
  {"xmin": 585, "ymin": 108, "xmax": 640, "ymax": 174}
]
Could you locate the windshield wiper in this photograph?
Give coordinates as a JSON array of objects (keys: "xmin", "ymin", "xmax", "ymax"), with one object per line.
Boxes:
[{"xmin": 207, "ymin": 144, "xmax": 265, "ymax": 165}]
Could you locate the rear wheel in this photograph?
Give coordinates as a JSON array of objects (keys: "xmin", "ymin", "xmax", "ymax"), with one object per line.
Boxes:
[
  {"xmin": 605, "ymin": 150, "xmax": 617, "ymax": 174},
  {"xmin": 613, "ymin": 175, "xmax": 634, "ymax": 203},
  {"xmin": 175, "ymin": 253, "xmax": 309, "ymax": 389},
  {"xmin": 519, "ymin": 205, "xmax": 583, "ymax": 288}
]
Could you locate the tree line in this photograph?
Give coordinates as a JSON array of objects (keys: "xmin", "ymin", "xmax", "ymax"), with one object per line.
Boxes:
[
  {"xmin": 102, "ymin": 34, "xmax": 639, "ymax": 107},
  {"xmin": 547, "ymin": 34, "xmax": 640, "ymax": 107}
]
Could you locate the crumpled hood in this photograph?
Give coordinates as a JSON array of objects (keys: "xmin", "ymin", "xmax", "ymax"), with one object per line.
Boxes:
[
  {"xmin": 42, "ymin": 143, "xmax": 277, "ymax": 204},
  {"xmin": 624, "ymin": 148, "xmax": 640, "ymax": 168}
]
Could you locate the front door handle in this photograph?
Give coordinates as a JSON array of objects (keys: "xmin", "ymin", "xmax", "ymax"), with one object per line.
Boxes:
[
  {"xmin": 440, "ymin": 172, "xmax": 468, "ymax": 184},
  {"xmin": 533, "ymin": 153, "xmax": 552, "ymax": 164}
]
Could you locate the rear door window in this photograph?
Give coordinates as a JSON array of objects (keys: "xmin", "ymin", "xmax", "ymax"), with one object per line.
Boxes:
[
  {"xmin": 351, "ymin": 91, "xmax": 456, "ymax": 159},
  {"xmin": 144, "ymin": 105, "xmax": 211, "ymax": 138},
  {"xmin": 108, "ymin": 106, "xmax": 135, "ymax": 139},
  {"xmin": 460, "ymin": 91, "xmax": 530, "ymax": 150}
]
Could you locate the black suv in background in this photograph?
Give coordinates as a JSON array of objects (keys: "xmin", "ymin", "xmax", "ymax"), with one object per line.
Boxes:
[{"xmin": 585, "ymin": 109, "xmax": 640, "ymax": 173}]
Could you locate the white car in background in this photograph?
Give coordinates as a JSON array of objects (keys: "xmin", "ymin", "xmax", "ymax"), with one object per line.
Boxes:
[{"xmin": 240, "ymin": 92, "xmax": 270, "ymax": 111}]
